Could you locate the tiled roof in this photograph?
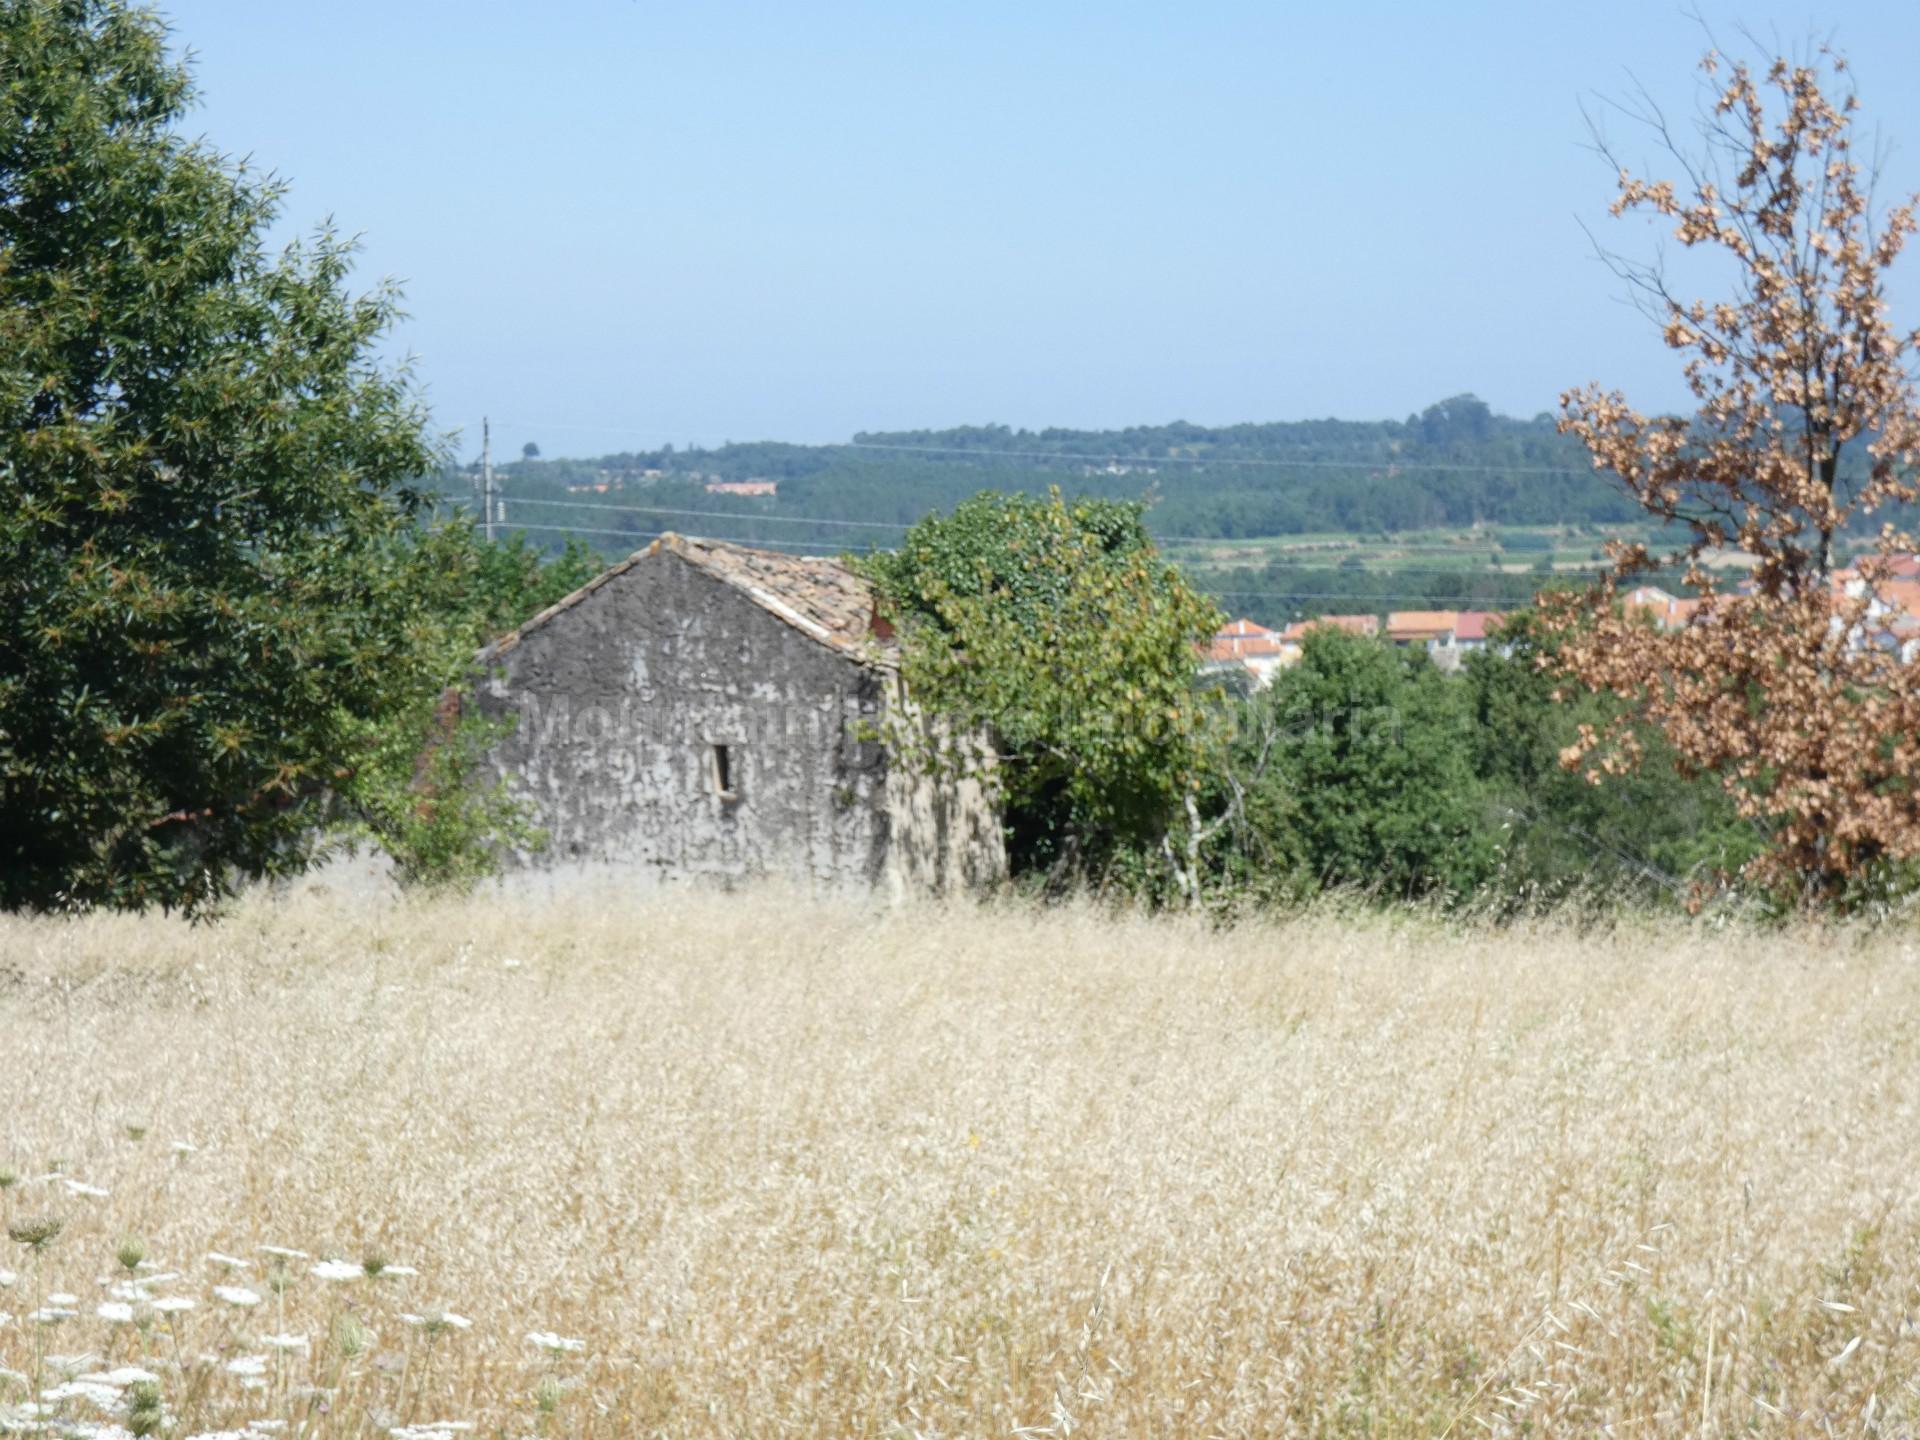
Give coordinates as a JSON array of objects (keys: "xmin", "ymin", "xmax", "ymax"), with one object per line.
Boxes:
[
  {"xmin": 481, "ymin": 533, "xmax": 893, "ymax": 665},
  {"xmin": 1208, "ymin": 618, "xmax": 1286, "ymax": 661},
  {"xmin": 1280, "ymin": 614, "xmax": 1380, "ymax": 640},
  {"xmin": 1386, "ymin": 610, "xmax": 1458, "ymax": 639},
  {"xmin": 1452, "ymin": 610, "xmax": 1503, "ymax": 642},
  {"xmin": 1875, "ymin": 578, "xmax": 1920, "ymax": 617}
]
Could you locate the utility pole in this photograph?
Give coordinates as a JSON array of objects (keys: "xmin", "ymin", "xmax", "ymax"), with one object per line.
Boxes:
[{"xmin": 481, "ymin": 415, "xmax": 495, "ymax": 544}]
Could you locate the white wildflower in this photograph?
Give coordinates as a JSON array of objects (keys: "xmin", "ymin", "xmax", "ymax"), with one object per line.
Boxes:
[
  {"xmin": 39, "ymin": 1378, "xmax": 122, "ymax": 1411},
  {"xmin": 47, "ymin": 1292, "xmax": 78, "ymax": 1306},
  {"xmin": 225, "ymin": 1355, "xmax": 268, "ymax": 1378},
  {"xmin": 95, "ymin": 1302, "xmax": 135, "ymax": 1324},
  {"xmin": 259, "ymin": 1333, "xmax": 308, "ymax": 1352},
  {"xmin": 247, "ymin": 1421, "xmax": 288, "ymax": 1433},
  {"xmin": 398, "ymin": 1310, "xmax": 472, "ymax": 1332},
  {"xmin": 92, "ymin": 1368, "xmax": 159, "ymax": 1387},
  {"xmin": 61, "ymin": 1179, "xmax": 109, "ymax": 1199},
  {"xmin": 309, "ymin": 1260, "xmax": 362, "ymax": 1282},
  {"xmin": 170, "ymin": 1141, "xmax": 198, "ymax": 1156},
  {"xmin": 524, "ymin": 1331, "xmax": 585, "ymax": 1354},
  {"xmin": 213, "ymin": 1286, "xmax": 262, "ymax": 1308},
  {"xmin": 0, "ymin": 1269, "xmax": 14, "ymax": 1288},
  {"xmin": 378, "ymin": 1264, "xmax": 418, "ymax": 1277},
  {"xmin": 206, "ymin": 1253, "xmax": 250, "ymax": 1270},
  {"xmin": 31, "ymin": 1307, "xmax": 79, "ymax": 1324},
  {"xmin": 256, "ymin": 1246, "xmax": 308, "ymax": 1261},
  {"xmin": 150, "ymin": 1296, "xmax": 195, "ymax": 1314}
]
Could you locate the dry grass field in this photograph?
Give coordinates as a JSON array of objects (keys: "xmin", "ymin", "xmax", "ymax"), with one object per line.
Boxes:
[{"xmin": 1, "ymin": 890, "xmax": 1917, "ymax": 1437}]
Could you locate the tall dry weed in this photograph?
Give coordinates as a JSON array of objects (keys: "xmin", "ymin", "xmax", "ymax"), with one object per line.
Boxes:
[{"xmin": 0, "ymin": 889, "xmax": 1915, "ymax": 1435}]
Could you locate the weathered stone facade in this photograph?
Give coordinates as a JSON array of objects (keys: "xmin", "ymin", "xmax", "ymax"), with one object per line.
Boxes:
[{"xmin": 472, "ymin": 534, "xmax": 1004, "ymax": 897}]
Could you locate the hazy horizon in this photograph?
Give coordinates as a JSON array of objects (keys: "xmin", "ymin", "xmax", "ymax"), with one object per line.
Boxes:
[{"xmin": 162, "ymin": 1, "xmax": 1920, "ymax": 463}]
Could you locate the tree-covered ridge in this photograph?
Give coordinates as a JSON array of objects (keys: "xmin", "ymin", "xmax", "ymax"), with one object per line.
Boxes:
[{"xmin": 441, "ymin": 395, "xmax": 1671, "ymax": 549}]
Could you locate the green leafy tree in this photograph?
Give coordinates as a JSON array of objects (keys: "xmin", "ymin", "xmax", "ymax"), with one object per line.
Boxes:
[
  {"xmin": 460, "ymin": 533, "xmax": 600, "ymax": 640},
  {"xmin": 1236, "ymin": 628, "xmax": 1492, "ymax": 901},
  {"xmin": 1463, "ymin": 610, "xmax": 1762, "ymax": 906},
  {"xmin": 317, "ymin": 529, "xmax": 603, "ymax": 892},
  {"xmin": 861, "ymin": 491, "xmax": 1223, "ymax": 880},
  {"xmin": 0, "ymin": 1, "xmax": 486, "ymax": 911}
]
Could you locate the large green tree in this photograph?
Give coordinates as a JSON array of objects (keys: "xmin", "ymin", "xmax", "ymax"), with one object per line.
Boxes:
[
  {"xmin": 1236, "ymin": 627, "xmax": 1493, "ymax": 901},
  {"xmin": 0, "ymin": 1, "xmax": 475, "ymax": 911},
  {"xmin": 861, "ymin": 490, "xmax": 1223, "ymax": 881}
]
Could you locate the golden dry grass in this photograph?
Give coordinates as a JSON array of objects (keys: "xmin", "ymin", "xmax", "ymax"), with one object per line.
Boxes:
[{"xmin": 1, "ymin": 889, "xmax": 1918, "ymax": 1437}]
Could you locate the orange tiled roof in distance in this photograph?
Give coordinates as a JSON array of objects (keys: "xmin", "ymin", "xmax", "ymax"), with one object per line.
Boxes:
[
  {"xmin": 1208, "ymin": 618, "xmax": 1285, "ymax": 662},
  {"xmin": 1385, "ymin": 610, "xmax": 1459, "ymax": 641},
  {"xmin": 1279, "ymin": 614, "xmax": 1380, "ymax": 641},
  {"xmin": 1452, "ymin": 610, "xmax": 1504, "ymax": 642}
]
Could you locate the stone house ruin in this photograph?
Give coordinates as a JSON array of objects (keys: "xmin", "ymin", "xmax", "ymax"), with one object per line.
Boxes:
[{"xmin": 472, "ymin": 533, "xmax": 1005, "ymax": 897}]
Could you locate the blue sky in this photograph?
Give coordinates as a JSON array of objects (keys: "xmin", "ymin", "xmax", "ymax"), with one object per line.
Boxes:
[{"xmin": 162, "ymin": 1, "xmax": 1920, "ymax": 462}]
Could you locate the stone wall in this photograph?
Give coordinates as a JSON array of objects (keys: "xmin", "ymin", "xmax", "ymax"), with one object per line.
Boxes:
[{"xmin": 473, "ymin": 548, "xmax": 1002, "ymax": 896}]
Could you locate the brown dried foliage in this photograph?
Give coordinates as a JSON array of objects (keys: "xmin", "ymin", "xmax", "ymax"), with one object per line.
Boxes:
[{"xmin": 1550, "ymin": 45, "xmax": 1920, "ymax": 904}]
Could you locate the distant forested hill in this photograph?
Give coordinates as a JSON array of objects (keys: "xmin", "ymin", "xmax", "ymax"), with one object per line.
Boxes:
[{"xmin": 436, "ymin": 395, "xmax": 1658, "ymax": 556}]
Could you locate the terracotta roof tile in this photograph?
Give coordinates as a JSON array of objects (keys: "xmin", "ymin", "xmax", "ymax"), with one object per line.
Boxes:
[
  {"xmin": 482, "ymin": 533, "xmax": 892, "ymax": 665},
  {"xmin": 1452, "ymin": 610, "xmax": 1503, "ymax": 642},
  {"xmin": 1385, "ymin": 610, "xmax": 1458, "ymax": 640},
  {"xmin": 1208, "ymin": 618, "xmax": 1285, "ymax": 661},
  {"xmin": 1280, "ymin": 614, "xmax": 1380, "ymax": 641}
]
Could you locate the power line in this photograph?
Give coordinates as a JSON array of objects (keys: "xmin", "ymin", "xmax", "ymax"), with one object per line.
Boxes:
[
  {"xmin": 502, "ymin": 506, "xmax": 1609, "ymax": 576},
  {"xmin": 467, "ymin": 513, "xmax": 1562, "ymax": 604},
  {"xmin": 1205, "ymin": 588, "xmax": 1553, "ymax": 606},
  {"xmin": 1192, "ymin": 564, "xmax": 1616, "ymax": 579},
  {"xmin": 485, "ymin": 521, "xmax": 872, "ymax": 554},
  {"xmin": 503, "ymin": 496, "xmax": 911, "ymax": 530},
  {"xmin": 845, "ymin": 440, "xmax": 1596, "ymax": 479},
  {"xmin": 477, "ymin": 415, "xmax": 1601, "ymax": 480},
  {"xmin": 493, "ymin": 494, "xmax": 1617, "ymax": 563},
  {"xmin": 470, "ymin": 506, "xmax": 1610, "ymax": 578}
]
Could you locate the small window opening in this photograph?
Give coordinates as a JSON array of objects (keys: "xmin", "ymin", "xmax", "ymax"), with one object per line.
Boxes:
[{"xmin": 711, "ymin": 743, "xmax": 737, "ymax": 799}]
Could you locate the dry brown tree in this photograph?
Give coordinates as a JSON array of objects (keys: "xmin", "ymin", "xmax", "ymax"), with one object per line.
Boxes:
[{"xmin": 1549, "ymin": 42, "xmax": 1920, "ymax": 905}]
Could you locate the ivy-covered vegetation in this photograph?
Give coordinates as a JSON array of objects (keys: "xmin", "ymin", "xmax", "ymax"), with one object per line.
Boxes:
[
  {"xmin": 861, "ymin": 493, "xmax": 1761, "ymax": 913},
  {"xmin": 860, "ymin": 492, "xmax": 1223, "ymax": 878}
]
